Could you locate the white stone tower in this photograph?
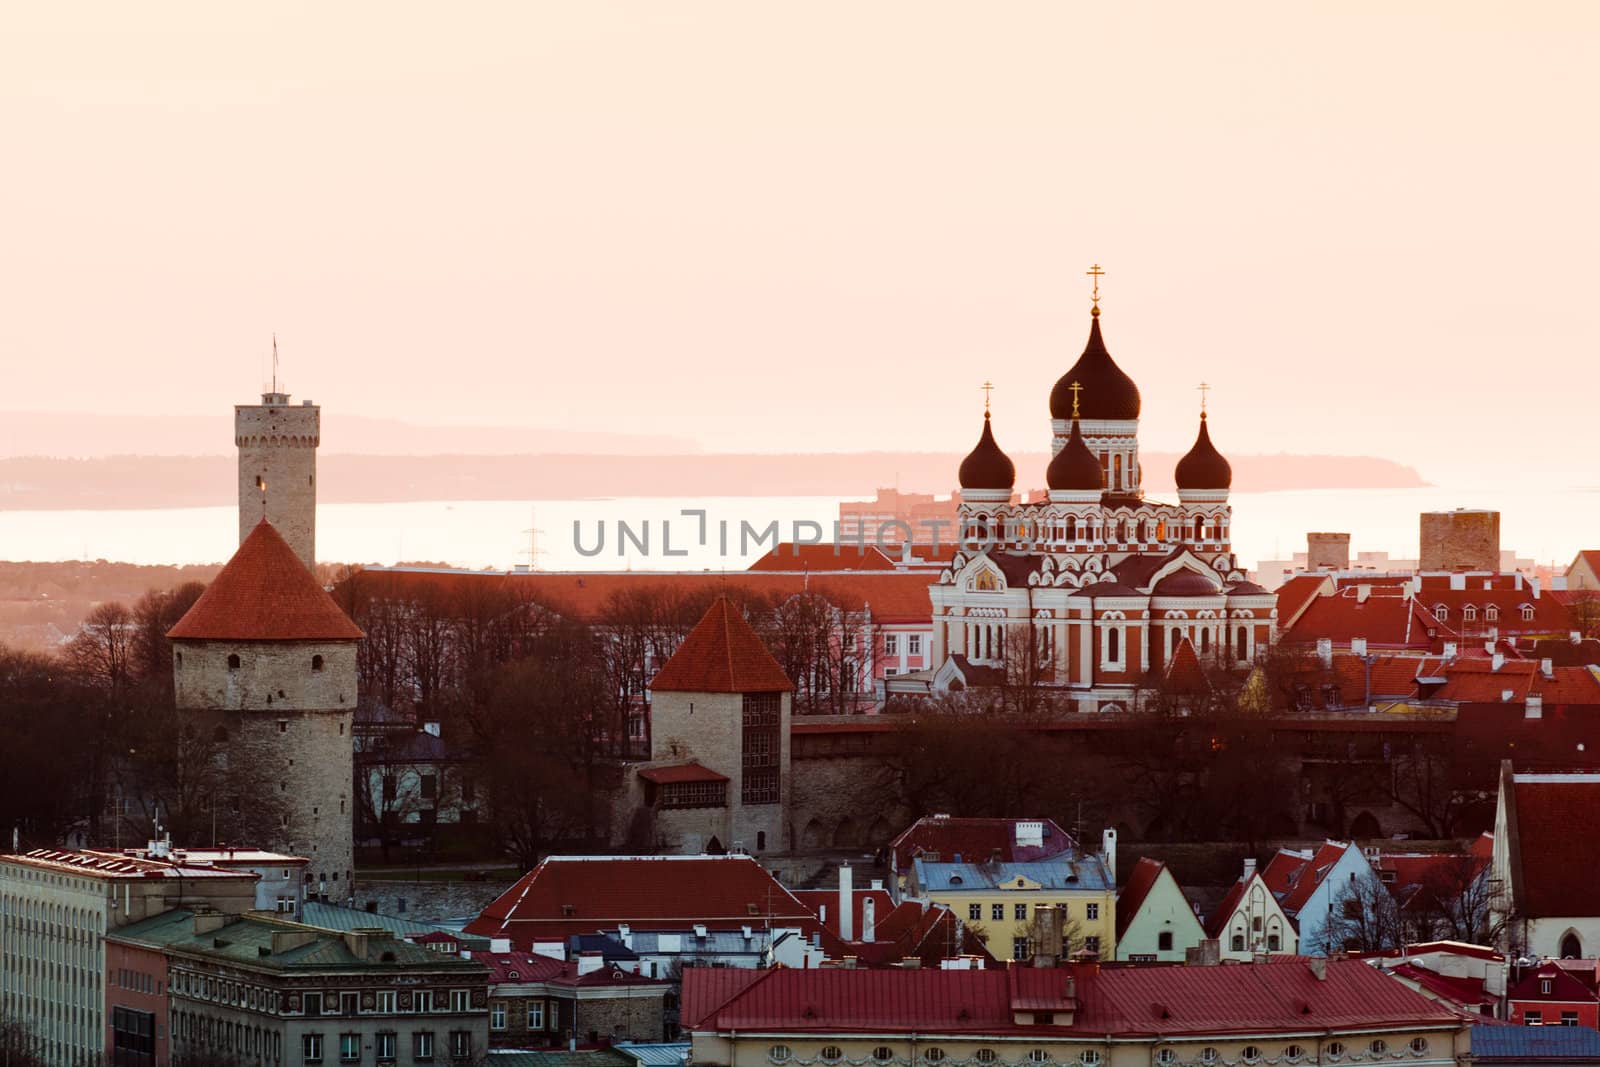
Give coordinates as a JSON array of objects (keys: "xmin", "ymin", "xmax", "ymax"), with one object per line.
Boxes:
[{"xmin": 237, "ymin": 383, "xmax": 319, "ymax": 571}]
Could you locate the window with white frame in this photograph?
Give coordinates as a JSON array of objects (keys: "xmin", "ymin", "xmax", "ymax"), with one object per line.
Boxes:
[
  {"xmin": 528, "ymin": 1002, "xmax": 545, "ymax": 1030},
  {"xmin": 490, "ymin": 1002, "xmax": 506, "ymax": 1030},
  {"xmin": 908, "ymin": 634, "xmax": 923, "ymax": 655},
  {"xmin": 884, "ymin": 634, "xmax": 899, "ymax": 655}
]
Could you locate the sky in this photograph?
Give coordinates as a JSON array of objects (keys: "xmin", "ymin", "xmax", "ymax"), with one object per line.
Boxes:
[{"xmin": 3, "ymin": 2, "xmax": 1598, "ymax": 480}]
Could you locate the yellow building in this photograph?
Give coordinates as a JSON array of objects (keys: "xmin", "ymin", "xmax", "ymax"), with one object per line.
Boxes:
[{"xmin": 907, "ymin": 830, "xmax": 1118, "ymax": 961}]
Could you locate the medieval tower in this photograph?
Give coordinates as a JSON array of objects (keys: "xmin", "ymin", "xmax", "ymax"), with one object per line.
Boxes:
[
  {"xmin": 166, "ymin": 382, "xmax": 360, "ymax": 899},
  {"xmin": 237, "ymin": 385, "xmax": 319, "ymax": 571}
]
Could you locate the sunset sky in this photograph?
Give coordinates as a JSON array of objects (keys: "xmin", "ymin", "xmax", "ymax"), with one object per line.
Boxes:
[{"xmin": 4, "ymin": 3, "xmax": 1597, "ymax": 480}]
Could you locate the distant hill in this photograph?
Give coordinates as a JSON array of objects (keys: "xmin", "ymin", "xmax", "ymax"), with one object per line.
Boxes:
[{"xmin": 0, "ymin": 451, "xmax": 1426, "ymax": 510}]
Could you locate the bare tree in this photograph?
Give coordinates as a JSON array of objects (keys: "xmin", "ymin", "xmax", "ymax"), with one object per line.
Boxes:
[
  {"xmin": 1388, "ymin": 735, "xmax": 1473, "ymax": 838},
  {"xmin": 1417, "ymin": 853, "xmax": 1504, "ymax": 946},
  {"xmin": 1315, "ymin": 871, "xmax": 1403, "ymax": 955}
]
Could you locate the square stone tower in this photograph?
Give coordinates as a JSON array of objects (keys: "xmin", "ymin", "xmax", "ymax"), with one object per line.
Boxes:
[
  {"xmin": 168, "ymin": 520, "xmax": 363, "ymax": 896},
  {"xmin": 1420, "ymin": 509, "xmax": 1500, "ymax": 572},
  {"xmin": 646, "ymin": 597, "xmax": 793, "ymax": 854},
  {"xmin": 237, "ymin": 390, "xmax": 319, "ymax": 570}
]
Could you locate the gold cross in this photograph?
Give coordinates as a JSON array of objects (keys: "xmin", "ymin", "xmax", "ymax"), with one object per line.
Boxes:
[
  {"xmin": 1198, "ymin": 381, "xmax": 1211, "ymax": 414},
  {"xmin": 1086, "ymin": 263, "xmax": 1105, "ymax": 311},
  {"xmin": 982, "ymin": 380, "xmax": 994, "ymax": 414},
  {"xmin": 1069, "ymin": 379, "xmax": 1083, "ymax": 419}
]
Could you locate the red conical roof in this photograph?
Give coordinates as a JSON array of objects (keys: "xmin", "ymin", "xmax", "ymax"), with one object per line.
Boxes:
[
  {"xmin": 1163, "ymin": 636, "xmax": 1208, "ymax": 694},
  {"xmin": 650, "ymin": 596, "xmax": 792, "ymax": 693},
  {"xmin": 168, "ymin": 520, "xmax": 363, "ymax": 642}
]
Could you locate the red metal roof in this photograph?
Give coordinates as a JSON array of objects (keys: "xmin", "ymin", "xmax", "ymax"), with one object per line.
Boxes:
[
  {"xmin": 462, "ymin": 855, "xmax": 819, "ymax": 948},
  {"xmin": 1509, "ymin": 775, "xmax": 1600, "ymax": 918},
  {"xmin": 686, "ymin": 959, "xmax": 1460, "ymax": 1036},
  {"xmin": 636, "ymin": 762, "xmax": 729, "ymax": 785},
  {"xmin": 168, "ymin": 520, "xmax": 363, "ymax": 642},
  {"xmin": 1507, "ymin": 961, "xmax": 1600, "ymax": 1005},
  {"xmin": 1390, "ymin": 962, "xmax": 1494, "ymax": 1009},
  {"xmin": 1275, "ymin": 575, "xmax": 1334, "ymax": 631},
  {"xmin": 747, "ymin": 544, "xmax": 898, "ymax": 572},
  {"xmin": 649, "ymin": 596, "xmax": 793, "ymax": 693},
  {"xmin": 477, "ymin": 951, "xmax": 669, "ymax": 988}
]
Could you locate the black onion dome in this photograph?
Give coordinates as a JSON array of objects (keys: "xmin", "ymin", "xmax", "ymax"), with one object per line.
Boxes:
[
  {"xmin": 1049, "ymin": 315, "xmax": 1142, "ymax": 420},
  {"xmin": 958, "ymin": 413, "xmax": 1016, "ymax": 490},
  {"xmin": 1047, "ymin": 418, "xmax": 1104, "ymax": 492},
  {"xmin": 1174, "ymin": 412, "xmax": 1233, "ymax": 490}
]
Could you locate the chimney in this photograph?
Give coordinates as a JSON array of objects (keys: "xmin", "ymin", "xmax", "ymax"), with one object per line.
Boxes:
[
  {"xmin": 1542, "ymin": 658, "xmax": 1554, "ymax": 679},
  {"xmin": 577, "ymin": 951, "xmax": 604, "ymax": 975},
  {"xmin": 1350, "ymin": 637, "xmax": 1367, "ymax": 657},
  {"xmin": 1101, "ymin": 828, "xmax": 1117, "ymax": 882},
  {"xmin": 862, "ymin": 897, "xmax": 876, "ymax": 943},
  {"xmin": 1243, "ymin": 857, "xmax": 1257, "ymax": 881},
  {"xmin": 1443, "ymin": 641, "xmax": 1458, "ymax": 659},
  {"xmin": 618, "ymin": 924, "xmax": 633, "ymax": 950},
  {"xmin": 1185, "ymin": 939, "xmax": 1222, "ymax": 967},
  {"xmin": 1316, "ymin": 638, "xmax": 1333, "ymax": 668},
  {"xmin": 193, "ymin": 912, "xmax": 228, "ymax": 935},
  {"xmin": 1355, "ymin": 585, "xmax": 1372, "ymax": 604},
  {"xmin": 1309, "ymin": 958, "xmax": 1327, "ymax": 981},
  {"xmin": 1525, "ymin": 694, "xmax": 1543, "ymax": 720},
  {"xmin": 1492, "ymin": 651, "xmax": 1505, "ymax": 671},
  {"xmin": 839, "ymin": 864, "xmax": 854, "ymax": 942}
]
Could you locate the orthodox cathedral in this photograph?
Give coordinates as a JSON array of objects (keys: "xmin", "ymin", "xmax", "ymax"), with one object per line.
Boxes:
[{"xmin": 927, "ymin": 279, "xmax": 1277, "ymax": 711}]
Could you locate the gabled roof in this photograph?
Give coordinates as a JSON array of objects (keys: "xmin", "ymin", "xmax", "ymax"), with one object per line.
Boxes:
[
  {"xmin": 685, "ymin": 959, "xmax": 1459, "ymax": 1037},
  {"xmin": 1115, "ymin": 857, "xmax": 1168, "ymax": 940},
  {"xmin": 477, "ymin": 951, "xmax": 669, "ymax": 988},
  {"xmin": 1205, "ymin": 875, "xmax": 1253, "ymax": 939},
  {"xmin": 649, "ymin": 597, "xmax": 792, "ymax": 693},
  {"xmin": 1283, "ymin": 586, "xmax": 1451, "ymax": 652},
  {"xmin": 1274, "ymin": 575, "xmax": 1334, "ymax": 631},
  {"xmin": 1507, "ymin": 961, "xmax": 1600, "ymax": 1004},
  {"xmin": 913, "ymin": 855, "xmax": 1114, "ymax": 893},
  {"xmin": 462, "ymin": 855, "xmax": 818, "ymax": 948},
  {"xmin": 1263, "ymin": 842, "xmax": 1359, "ymax": 916},
  {"xmin": 1163, "ymin": 638, "xmax": 1208, "ymax": 693},
  {"xmin": 1504, "ymin": 771, "xmax": 1600, "ymax": 919},
  {"xmin": 168, "ymin": 520, "xmax": 363, "ymax": 642}
]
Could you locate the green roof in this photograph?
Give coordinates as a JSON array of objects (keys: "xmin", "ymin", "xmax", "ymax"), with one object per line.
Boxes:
[
  {"xmin": 488, "ymin": 1051, "xmax": 635, "ymax": 1067},
  {"xmin": 108, "ymin": 910, "xmax": 485, "ymax": 975},
  {"xmin": 301, "ymin": 900, "xmax": 443, "ymax": 938}
]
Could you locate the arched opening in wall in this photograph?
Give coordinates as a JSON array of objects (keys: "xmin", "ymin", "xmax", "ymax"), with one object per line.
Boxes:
[
  {"xmin": 1137, "ymin": 520, "xmax": 1148, "ymax": 542},
  {"xmin": 1192, "ymin": 517, "xmax": 1204, "ymax": 541},
  {"xmin": 312, "ymin": 655, "xmax": 324, "ymax": 672},
  {"xmin": 802, "ymin": 819, "xmax": 826, "ymax": 850},
  {"xmin": 1106, "ymin": 628, "xmax": 1120, "ymax": 663},
  {"xmin": 227, "ymin": 654, "xmax": 241, "ymax": 670},
  {"xmin": 1349, "ymin": 811, "xmax": 1382, "ymax": 839},
  {"xmin": 1560, "ymin": 931, "xmax": 1583, "ymax": 959},
  {"xmin": 1200, "ymin": 629, "xmax": 1210, "ymax": 654},
  {"xmin": 1065, "ymin": 516, "xmax": 1077, "ymax": 540},
  {"xmin": 834, "ymin": 817, "xmax": 860, "ymax": 849},
  {"xmin": 1156, "ymin": 520, "xmax": 1167, "ymax": 541},
  {"xmin": 868, "ymin": 816, "xmax": 891, "ymax": 846},
  {"xmin": 756, "ymin": 831, "xmax": 767, "ymax": 852},
  {"xmin": 1115, "ymin": 520, "xmax": 1127, "ymax": 543}
]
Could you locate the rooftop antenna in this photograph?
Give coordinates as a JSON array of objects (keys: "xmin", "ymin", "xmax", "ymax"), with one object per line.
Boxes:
[
  {"xmin": 271, "ymin": 332, "xmax": 280, "ymax": 394},
  {"xmin": 520, "ymin": 506, "xmax": 545, "ymax": 570}
]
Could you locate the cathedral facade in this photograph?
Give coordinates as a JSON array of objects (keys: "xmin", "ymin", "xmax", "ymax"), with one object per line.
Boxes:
[{"xmin": 926, "ymin": 296, "xmax": 1277, "ymax": 711}]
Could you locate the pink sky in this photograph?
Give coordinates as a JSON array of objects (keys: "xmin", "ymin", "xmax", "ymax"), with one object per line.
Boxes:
[{"xmin": 3, "ymin": 3, "xmax": 1597, "ymax": 477}]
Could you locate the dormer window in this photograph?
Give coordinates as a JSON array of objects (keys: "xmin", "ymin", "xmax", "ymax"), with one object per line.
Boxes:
[
  {"xmin": 1486, "ymin": 605, "xmax": 1499, "ymax": 621},
  {"xmin": 1521, "ymin": 604, "xmax": 1536, "ymax": 621},
  {"xmin": 1541, "ymin": 978, "xmax": 1553, "ymax": 995},
  {"xmin": 1463, "ymin": 605, "xmax": 1477, "ymax": 622},
  {"xmin": 1434, "ymin": 605, "xmax": 1448, "ymax": 621}
]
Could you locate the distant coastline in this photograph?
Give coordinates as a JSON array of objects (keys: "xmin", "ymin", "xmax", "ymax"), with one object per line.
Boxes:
[{"xmin": 0, "ymin": 451, "xmax": 1427, "ymax": 511}]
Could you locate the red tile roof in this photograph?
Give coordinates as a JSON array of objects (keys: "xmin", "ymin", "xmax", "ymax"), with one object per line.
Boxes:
[
  {"xmin": 1205, "ymin": 875, "xmax": 1252, "ymax": 939},
  {"xmin": 888, "ymin": 817, "xmax": 1077, "ymax": 872},
  {"xmin": 636, "ymin": 762, "xmax": 729, "ymax": 785},
  {"xmin": 1164, "ymin": 638, "xmax": 1208, "ymax": 693},
  {"xmin": 649, "ymin": 596, "xmax": 792, "ymax": 693},
  {"xmin": 747, "ymin": 544, "xmax": 898, "ymax": 572},
  {"xmin": 1283, "ymin": 587, "xmax": 1452, "ymax": 652},
  {"xmin": 1507, "ymin": 774, "xmax": 1600, "ymax": 918},
  {"xmin": 462, "ymin": 855, "xmax": 819, "ymax": 948},
  {"xmin": 1434, "ymin": 659, "xmax": 1536, "ymax": 704},
  {"xmin": 685, "ymin": 958, "xmax": 1460, "ymax": 1036},
  {"xmin": 1115, "ymin": 857, "xmax": 1167, "ymax": 940},
  {"xmin": 350, "ymin": 568, "xmax": 940, "ymax": 625},
  {"xmin": 1273, "ymin": 575, "xmax": 1333, "ymax": 631},
  {"xmin": 168, "ymin": 520, "xmax": 363, "ymax": 642}
]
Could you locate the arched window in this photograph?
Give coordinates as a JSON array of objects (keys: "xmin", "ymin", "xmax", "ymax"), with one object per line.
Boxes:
[
  {"xmin": 1156, "ymin": 520, "xmax": 1167, "ymax": 541},
  {"xmin": 1236, "ymin": 627, "xmax": 1248, "ymax": 661},
  {"xmin": 227, "ymin": 653, "xmax": 241, "ymax": 670},
  {"xmin": 769, "ymin": 1047, "xmax": 793, "ymax": 1064},
  {"xmin": 1107, "ymin": 629, "xmax": 1120, "ymax": 663},
  {"xmin": 311, "ymin": 654, "xmax": 324, "ymax": 672},
  {"xmin": 1065, "ymin": 516, "xmax": 1078, "ymax": 541},
  {"xmin": 1112, "ymin": 454, "xmax": 1123, "ymax": 491},
  {"xmin": 1561, "ymin": 931, "xmax": 1582, "ymax": 958},
  {"xmin": 1115, "ymin": 519, "xmax": 1127, "ymax": 543},
  {"xmin": 1137, "ymin": 520, "xmax": 1148, "ymax": 542},
  {"xmin": 1201, "ymin": 628, "xmax": 1210, "ymax": 654},
  {"xmin": 1192, "ymin": 517, "xmax": 1204, "ymax": 541}
]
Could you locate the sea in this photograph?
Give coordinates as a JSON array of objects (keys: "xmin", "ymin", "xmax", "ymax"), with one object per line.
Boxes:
[{"xmin": 3, "ymin": 482, "xmax": 1599, "ymax": 578}]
